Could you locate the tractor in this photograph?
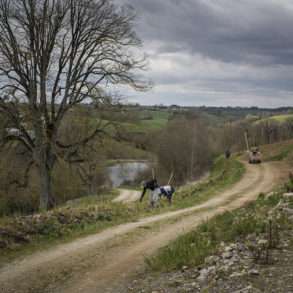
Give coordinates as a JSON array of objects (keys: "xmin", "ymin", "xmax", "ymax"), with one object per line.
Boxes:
[
  {"xmin": 248, "ymin": 147, "xmax": 262, "ymax": 164},
  {"xmin": 244, "ymin": 131, "xmax": 262, "ymax": 164}
]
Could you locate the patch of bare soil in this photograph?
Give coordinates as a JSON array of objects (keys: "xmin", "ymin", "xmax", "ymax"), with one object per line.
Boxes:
[{"xmin": 0, "ymin": 161, "xmax": 289, "ymax": 293}]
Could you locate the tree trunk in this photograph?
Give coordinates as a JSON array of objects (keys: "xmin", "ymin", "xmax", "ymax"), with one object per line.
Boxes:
[
  {"xmin": 39, "ymin": 160, "xmax": 53, "ymax": 210},
  {"xmin": 37, "ymin": 143, "xmax": 55, "ymax": 211},
  {"xmin": 89, "ymin": 177, "xmax": 97, "ymax": 195}
]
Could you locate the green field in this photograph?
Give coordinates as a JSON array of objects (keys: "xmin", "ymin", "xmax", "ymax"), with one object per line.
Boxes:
[
  {"xmin": 119, "ymin": 110, "xmax": 170, "ymax": 133},
  {"xmin": 254, "ymin": 114, "xmax": 293, "ymax": 125}
]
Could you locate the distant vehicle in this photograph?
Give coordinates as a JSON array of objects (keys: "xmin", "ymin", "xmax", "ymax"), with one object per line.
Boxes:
[
  {"xmin": 248, "ymin": 147, "xmax": 262, "ymax": 164},
  {"xmin": 244, "ymin": 131, "xmax": 262, "ymax": 164}
]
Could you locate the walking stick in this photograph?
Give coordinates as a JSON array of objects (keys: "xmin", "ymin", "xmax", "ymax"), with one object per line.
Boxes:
[{"xmin": 168, "ymin": 171, "xmax": 174, "ymax": 185}]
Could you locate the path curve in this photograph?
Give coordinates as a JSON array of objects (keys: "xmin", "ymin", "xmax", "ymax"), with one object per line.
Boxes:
[
  {"xmin": 0, "ymin": 161, "xmax": 289, "ymax": 293},
  {"xmin": 112, "ymin": 189, "xmax": 141, "ymax": 203}
]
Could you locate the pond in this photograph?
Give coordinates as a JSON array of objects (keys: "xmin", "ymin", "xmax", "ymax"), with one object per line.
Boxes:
[{"xmin": 107, "ymin": 161, "xmax": 149, "ymax": 188}]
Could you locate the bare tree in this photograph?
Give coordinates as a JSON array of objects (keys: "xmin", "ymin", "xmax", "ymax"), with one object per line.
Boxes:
[
  {"xmin": 154, "ymin": 117, "xmax": 212, "ymax": 185},
  {"xmin": 0, "ymin": 0, "xmax": 147, "ymax": 210}
]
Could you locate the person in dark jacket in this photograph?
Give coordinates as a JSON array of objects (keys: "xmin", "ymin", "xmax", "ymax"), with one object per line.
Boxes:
[
  {"xmin": 140, "ymin": 179, "xmax": 159, "ymax": 207},
  {"xmin": 140, "ymin": 179, "xmax": 175, "ymax": 207},
  {"xmin": 225, "ymin": 149, "xmax": 231, "ymax": 159}
]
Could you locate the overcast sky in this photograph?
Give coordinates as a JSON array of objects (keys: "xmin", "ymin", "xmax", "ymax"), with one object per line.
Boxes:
[{"xmin": 115, "ymin": 0, "xmax": 293, "ymax": 107}]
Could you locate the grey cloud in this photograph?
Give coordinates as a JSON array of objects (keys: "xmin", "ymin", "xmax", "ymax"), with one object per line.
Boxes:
[
  {"xmin": 126, "ymin": 0, "xmax": 293, "ymax": 65},
  {"xmin": 115, "ymin": 0, "xmax": 293, "ymax": 107}
]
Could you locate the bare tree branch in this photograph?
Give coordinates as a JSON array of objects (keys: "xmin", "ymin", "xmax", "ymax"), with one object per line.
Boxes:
[{"xmin": 0, "ymin": 0, "xmax": 148, "ymax": 210}]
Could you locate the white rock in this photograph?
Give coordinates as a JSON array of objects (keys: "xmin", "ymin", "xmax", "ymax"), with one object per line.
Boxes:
[
  {"xmin": 230, "ymin": 272, "xmax": 246, "ymax": 278},
  {"xmin": 283, "ymin": 193, "xmax": 293, "ymax": 198},
  {"xmin": 219, "ymin": 265, "xmax": 230, "ymax": 272},
  {"xmin": 257, "ymin": 239, "xmax": 268, "ymax": 246},
  {"xmin": 197, "ymin": 266, "xmax": 215, "ymax": 283},
  {"xmin": 225, "ymin": 246, "xmax": 232, "ymax": 252},
  {"xmin": 235, "ymin": 285, "xmax": 253, "ymax": 293},
  {"xmin": 227, "ymin": 260, "xmax": 235, "ymax": 267},
  {"xmin": 197, "ymin": 270, "xmax": 208, "ymax": 283},
  {"xmin": 222, "ymin": 251, "xmax": 233, "ymax": 259},
  {"xmin": 248, "ymin": 269, "xmax": 259, "ymax": 275},
  {"xmin": 205, "ymin": 255, "xmax": 219, "ymax": 265}
]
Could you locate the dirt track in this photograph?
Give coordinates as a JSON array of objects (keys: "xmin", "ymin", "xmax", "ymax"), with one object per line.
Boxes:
[
  {"xmin": 112, "ymin": 189, "xmax": 141, "ymax": 203},
  {"xmin": 0, "ymin": 161, "xmax": 289, "ymax": 293}
]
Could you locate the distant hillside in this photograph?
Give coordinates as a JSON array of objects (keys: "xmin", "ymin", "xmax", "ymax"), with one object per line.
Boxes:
[{"xmin": 254, "ymin": 114, "xmax": 293, "ymax": 125}]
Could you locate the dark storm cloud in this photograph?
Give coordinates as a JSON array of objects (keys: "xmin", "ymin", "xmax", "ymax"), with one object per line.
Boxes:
[
  {"xmin": 127, "ymin": 0, "xmax": 293, "ymax": 65},
  {"xmin": 116, "ymin": 0, "xmax": 293, "ymax": 107}
]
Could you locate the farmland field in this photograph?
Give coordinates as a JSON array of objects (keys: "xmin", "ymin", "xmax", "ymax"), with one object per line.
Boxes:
[{"xmin": 254, "ymin": 113, "xmax": 293, "ymax": 124}]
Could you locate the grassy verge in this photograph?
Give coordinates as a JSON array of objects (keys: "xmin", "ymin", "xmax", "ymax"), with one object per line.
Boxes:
[
  {"xmin": 0, "ymin": 192, "xmax": 139, "ymax": 265},
  {"xmin": 172, "ymin": 156, "xmax": 244, "ymax": 210},
  {"xmin": 261, "ymin": 139, "xmax": 293, "ymax": 162},
  {"xmin": 146, "ymin": 187, "xmax": 288, "ymax": 272},
  {"xmin": 0, "ymin": 156, "xmax": 244, "ymax": 265}
]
